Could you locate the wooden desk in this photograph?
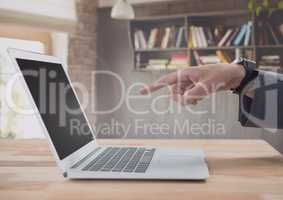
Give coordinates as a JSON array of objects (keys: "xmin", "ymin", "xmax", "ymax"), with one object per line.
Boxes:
[{"xmin": 0, "ymin": 139, "xmax": 283, "ymax": 200}]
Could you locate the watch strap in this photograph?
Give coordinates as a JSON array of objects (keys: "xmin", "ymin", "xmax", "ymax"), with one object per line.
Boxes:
[{"xmin": 231, "ymin": 58, "xmax": 258, "ymax": 94}]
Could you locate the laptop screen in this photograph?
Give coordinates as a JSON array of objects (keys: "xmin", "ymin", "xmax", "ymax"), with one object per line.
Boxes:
[{"xmin": 16, "ymin": 58, "xmax": 94, "ymax": 160}]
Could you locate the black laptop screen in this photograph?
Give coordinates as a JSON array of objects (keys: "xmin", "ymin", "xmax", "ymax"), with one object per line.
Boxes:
[{"xmin": 16, "ymin": 58, "xmax": 94, "ymax": 160}]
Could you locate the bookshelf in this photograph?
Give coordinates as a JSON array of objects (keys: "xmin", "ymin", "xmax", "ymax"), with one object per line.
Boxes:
[{"xmin": 129, "ymin": 9, "xmax": 283, "ymax": 71}]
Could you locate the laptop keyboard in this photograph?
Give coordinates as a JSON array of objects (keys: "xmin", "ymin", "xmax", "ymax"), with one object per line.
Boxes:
[{"xmin": 81, "ymin": 147, "xmax": 155, "ymax": 173}]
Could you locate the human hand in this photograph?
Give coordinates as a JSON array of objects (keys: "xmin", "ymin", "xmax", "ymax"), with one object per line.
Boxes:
[{"xmin": 139, "ymin": 63, "xmax": 245, "ymax": 105}]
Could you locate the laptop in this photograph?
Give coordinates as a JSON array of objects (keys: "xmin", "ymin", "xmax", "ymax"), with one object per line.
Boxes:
[{"xmin": 8, "ymin": 48, "xmax": 209, "ymax": 180}]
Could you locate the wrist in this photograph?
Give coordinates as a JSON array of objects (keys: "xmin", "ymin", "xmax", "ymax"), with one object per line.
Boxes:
[
  {"xmin": 231, "ymin": 58, "xmax": 258, "ymax": 94},
  {"xmin": 230, "ymin": 63, "xmax": 246, "ymax": 89}
]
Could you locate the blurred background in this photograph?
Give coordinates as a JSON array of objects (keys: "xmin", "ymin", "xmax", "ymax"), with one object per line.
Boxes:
[{"xmin": 0, "ymin": 0, "xmax": 283, "ymax": 153}]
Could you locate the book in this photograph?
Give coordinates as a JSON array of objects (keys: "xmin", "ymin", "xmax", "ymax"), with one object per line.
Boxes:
[
  {"xmin": 137, "ymin": 30, "xmax": 147, "ymax": 49},
  {"xmin": 259, "ymin": 66, "xmax": 281, "ymax": 72},
  {"xmin": 191, "ymin": 26, "xmax": 198, "ymax": 48},
  {"xmin": 161, "ymin": 27, "xmax": 171, "ymax": 49},
  {"xmin": 218, "ymin": 28, "xmax": 233, "ymax": 47},
  {"xmin": 213, "ymin": 25, "xmax": 225, "ymax": 43},
  {"xmin": 188, "ymin": 26, "xmax": 193, "ymax": 48},
  {"xmin": 244, "ymin": 49, "xmax": 255, "ymax": 60},
  {"xmin": 169, "ymin": 26, "xmax": 177, "ymax": 48},
  {"xmin": 135, "ymin": 25, "xmax": 190, "ymax": 49},
  {"xmin": 244, "ymin": 21, "xmax": 252, "ymax": 46},
  {"xmin": 216, "ymin": 50, "xmax": 229, "ymax": 63},
  {"xmin": 186, "ymin": 23, "xmax": 252, "ymax": 47},
  {"xmin": 235, "ymin": 48, "xmax": 243, "ymax": 60},
  {"xmin": 156, "ymin": 27, "xmax": 165, "ymax": 48},
  {"xmin": 191, "ymin": 26, "xmax": 199, "ymax": 47},
  {"xmin": 171, "ymin": 53, "xmax": 188, "ymax": 60},
  {"xmin": 233, "ymin": 24, "xmax": 247, "ymax": 46},
  {"xmin": 257, "ymin": 18, "xmax": 282, "ymax": 45},
  {"xmin": 147, "ymin": 58, "xmax": 169, "ymax": 70},
  {"xmin": 136, "ymin": 54, "xmax": 141, "ymax": 67},
  {"xmin": 170, "ymin": 53, "xmax": 189, "ymax": 67},
  {"xmin": 199, "ymin": 27, "xmax": 208, "ymax": 47},
  {"xmin": 204, "ymin": 27, "xmax": 215, "ymax": 46},
  {"xmin": 278, "ymin": 23, "xmax": 283, "ymax": 43},
  {"xmin": 223, "ymin": 51, "xmax": 233, "ymax": 63},
  {"xmin": 134, "ymin": 31, "xmax": 140, "ymax": 49},
  {"xmin": 168, "ymin": 53, "xmax": 189, "ymax": 69},
  {"xmin": 147, "ymin": 28, "xmax": 159, "ymax": 49},
  {"xmin": 216, "ymin": 50, "xmax": 233, "ymax": 63},
  {"xmin": 195, "ymin": 27, "xmax": 203, "ymax": 47},
  {"xmin": 176, "ymin": 26, "xmax": 185, "ymax": 48},
  {"xmin": 260, "ymin": 55, "xmax": 280, "ymax": 66},
  {"xmin": 193, "ymin": 51, "xmax": 203, "ymax": 65},
  {"xmin": 200, "ymin": 55, "xmax": 220, "ymax": 64},
  {"xmin": 149, "ymin": 59, "xmax": 169, "ymax": 65},
  {"xmin": 146, "ymin": 65, "xmax": 167, "ymax": 70},
  {"xmin": 225, "ymin": 28, "xmax": 239, "ymax": 46},
  {"xmin": 266, "ymin": 22, "xmax": 280, "ymax": 45},
  {"xmin": 257, "ymin": 21, "xmax": 265, "ymax": 45}
]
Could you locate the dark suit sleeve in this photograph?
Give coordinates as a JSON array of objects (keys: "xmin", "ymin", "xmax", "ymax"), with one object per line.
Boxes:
[{"xmin": 238, "ymin": 71, "xmax": 283, "ymax": 129}]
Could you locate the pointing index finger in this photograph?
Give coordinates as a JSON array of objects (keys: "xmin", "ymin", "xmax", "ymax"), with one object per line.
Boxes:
[{"xmin": 139, "ymin": 71, "xmax": 178, "ymax": 95}]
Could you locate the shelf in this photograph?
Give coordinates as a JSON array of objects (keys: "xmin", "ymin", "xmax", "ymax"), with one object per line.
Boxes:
[
  {"xmin": 134, "ymin": 45, "xmax": 283, "ymax": 53},
  {"xmin": 130, "ymin": 9, "xmax": 283, "ymax": 70},
  {"xmin": 191, "ymin": 46, "xmax": 254, "ymax": 50},
  {"xmin": 134, "ymin": 46, "xmax": 255, "ymax": 53},
  {"xmin": 134, "ymin": 47, "xmax": 187, "ymax": 53},
  {"xmin": 131, "ymin": 10, "xmax": 249, "ymax": 21},
  {"xmin": 256, "ymin": 45, "xmax": 283, "ymax": 49}
]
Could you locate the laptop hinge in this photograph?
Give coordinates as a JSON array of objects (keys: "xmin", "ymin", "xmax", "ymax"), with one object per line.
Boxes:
[{"xmin": 63, "ymin": 172, "xmax": 68, "ymax": 178}]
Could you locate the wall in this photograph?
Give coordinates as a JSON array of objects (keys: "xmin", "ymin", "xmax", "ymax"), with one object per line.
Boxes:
[
  {"xmin": 0, "ymin": 24, "xmax": 52, "ymax": 54},
  {"xmin": 0, "ymin": 0, "xmax": 76, "ymax": 32},
  {"xmin": 0, "ymin": 0, "xmax": 76, "ymax": 20},
  {"xmin": 68, "ymin": 0, "xmax": 97, "ymax": 126},
  {"xmin": 0, "ymin": 38, "xmax": 45, "ymax": 139},
  {"xmin": 96, "ymin": 0, "xmax": 264, "ymax": 140},
  {"xmin": 0, "ymin": 0, "xmax": 76, "ymax": 139}
]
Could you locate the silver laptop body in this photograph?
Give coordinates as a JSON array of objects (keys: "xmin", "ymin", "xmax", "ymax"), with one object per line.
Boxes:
[{"xmin": 8, "ymin": 48, "xmax": 209, "ymax": 180}]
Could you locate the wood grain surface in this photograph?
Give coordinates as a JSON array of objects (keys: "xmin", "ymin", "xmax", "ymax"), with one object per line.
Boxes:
[{"xmin": 0, "ymin": 139, "xmax": 283, "ymax": 200}]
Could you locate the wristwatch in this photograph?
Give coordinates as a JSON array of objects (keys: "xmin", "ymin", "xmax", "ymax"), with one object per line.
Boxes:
[{"xmin": 231, "ymin": 57, "xmax": 258, "ymax": 94}]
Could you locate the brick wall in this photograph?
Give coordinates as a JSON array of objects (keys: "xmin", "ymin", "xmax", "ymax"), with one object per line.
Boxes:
[{"xmin": 68, "ymin": 0, "xmax": 97, "ymax": 125}]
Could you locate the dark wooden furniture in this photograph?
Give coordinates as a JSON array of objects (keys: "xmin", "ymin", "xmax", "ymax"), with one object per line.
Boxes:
[{"xmin": 129, "ymin": 10, "xmax": 283, "ymax": 71}]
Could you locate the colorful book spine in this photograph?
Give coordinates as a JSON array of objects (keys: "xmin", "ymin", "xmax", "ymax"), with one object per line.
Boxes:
[
  {"xmin": 148, "ymin": 28, "xmax": 159, "ymax": 49},
  {"xmin": 191, "ymin": 26, "xmax": 198, "ymax": 48},
  {"xmin": 199, "ymin": 27, "xmax": 208, "ymax": 47},
  {"xmin": 188, "ymin": 27, "xmax": 193, "ymax": 48},
  {"xmin": 233, "ymin": 24, "xmax": 247, "ymax": 46},
  {"xmin": 266, "ymin": 22, "xmax": 280, "ymax": 45},
  {"xmin": 244, "ymin": 21, "xmax": 252, "ymax": 46},
  {"xmin": 225, "ymin": 28, "xmax": 239, "ymax": 46},
  {"xmin": 204, "ymin": 27, "xmax": 215, "ymax": 46},
  {"xmin": 216, "ymin": 51, "xmax": 229, "ymax": 63},
  {"xmin": 138, "ymin": 30, "xmax": 147, "ymax": 49},
  {"xmin": 161, "ymin": 27, "xmax": 171, "ymax": 49},
  {"xmin": 218, "ymin": 28, "xmax": 233, "ymax": 47},
  {"xmin": 195, "ymin": 27, "xmax": 203, "ymax": 47},
  {"xmin": 134, "ymin": 31, "xmax": 140, "ymax": 49},
  {"xmin": 193, "ymin": 51, "xmax": 203, "ymax": 65},
  {"xmin": 176, "ymin": 26, "xmax": 185, "ymax": 48}
]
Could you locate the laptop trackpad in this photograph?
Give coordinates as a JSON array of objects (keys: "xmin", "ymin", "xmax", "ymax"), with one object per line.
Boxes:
[{"xmin": 148, "ymin": 149, "xmax": 209, "ymax": 179}]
